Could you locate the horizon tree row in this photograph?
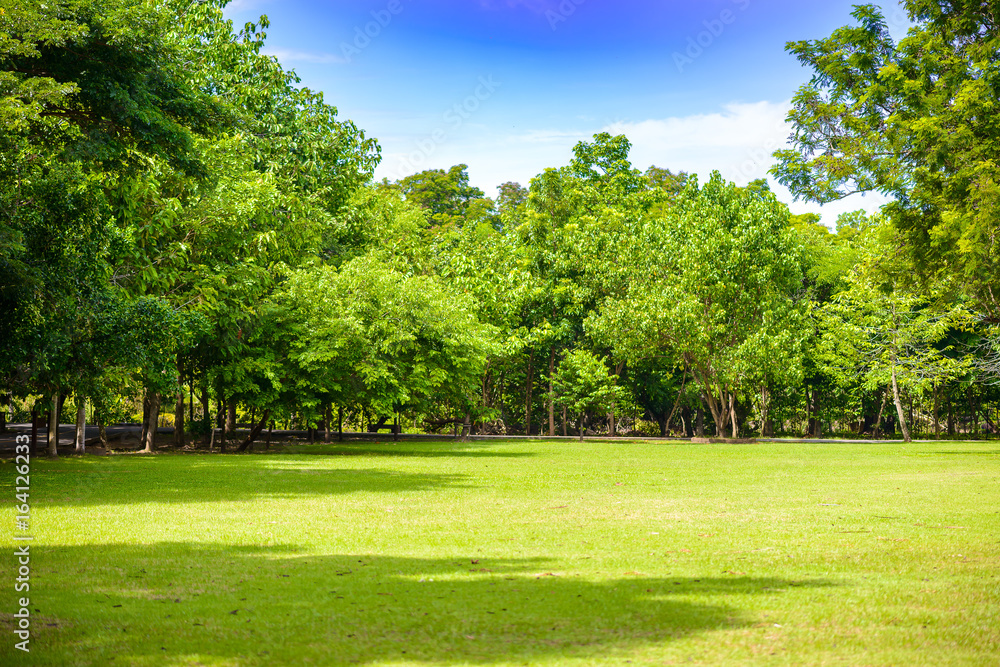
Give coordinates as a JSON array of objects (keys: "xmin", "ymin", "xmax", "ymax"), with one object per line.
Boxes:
[{"xmin": 2, "ymin": 0, "xmax": 997, "ymax": 452}]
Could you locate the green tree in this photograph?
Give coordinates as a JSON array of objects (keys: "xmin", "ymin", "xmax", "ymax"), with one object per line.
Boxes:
[
  {"xmin": 398, "ymin": 165, "xmax": 494, "ymax": 229},
  {"xmin": 592, "ymin": 174, "xmax": 806, "ymax": 438},
  {"xmin": 274, "ymin": 256, "xmax": 498, "ymax": 432},
  {"xmin": 771, "ymin": 2, "xmax": 1000, "ymax": 321},
  {"xmin": 550, "ymin": 349, "xmax": 623, "ymax": 441},
  {"xmin": 818, "ymin": 221, "xmax": 970, "ymax": 442}
]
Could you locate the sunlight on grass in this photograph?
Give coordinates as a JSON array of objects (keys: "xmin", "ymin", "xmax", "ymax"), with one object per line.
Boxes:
[{"xmin": 2, "ymin": 439, "xmax": 998, "ymax": 665}]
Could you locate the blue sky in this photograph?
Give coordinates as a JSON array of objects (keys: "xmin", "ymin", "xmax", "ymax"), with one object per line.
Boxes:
[{"xmin": 223, "ymin": 0, "xmax": 909, "ymax": 225}]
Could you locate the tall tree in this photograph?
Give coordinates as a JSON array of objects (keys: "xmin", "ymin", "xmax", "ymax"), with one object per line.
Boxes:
[
  {"xmin": 771, "ymin": 3, "xmax": 1000, "ymax": 322},
  {"xmin": 592, "ymin": 175, "xmax": 806, "ymax": 438}
]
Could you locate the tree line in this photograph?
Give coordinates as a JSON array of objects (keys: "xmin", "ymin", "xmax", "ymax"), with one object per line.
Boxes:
[{"xmin": 2, "ymin": 0, "xmax": 997, "ymax": 454}]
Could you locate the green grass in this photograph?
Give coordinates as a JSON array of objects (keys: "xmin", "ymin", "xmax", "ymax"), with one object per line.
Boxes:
[{"xmin": 2, "ymin": 438, "xmax": 999, "ymax": 666}]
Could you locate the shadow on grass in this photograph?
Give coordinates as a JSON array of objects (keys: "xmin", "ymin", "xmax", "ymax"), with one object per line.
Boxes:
[
  {"xmin": 14, "ymin": 542, "xmax": 840, "ymax": 665},
  {"xmin": 30, "ymin": 455, "xmax": 473, "ymax": 507}
]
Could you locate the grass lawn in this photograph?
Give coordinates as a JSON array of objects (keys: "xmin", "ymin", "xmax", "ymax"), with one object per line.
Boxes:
[{"xmin": 2, "ymin": 437, "xmax": 998, "ymax": 666}]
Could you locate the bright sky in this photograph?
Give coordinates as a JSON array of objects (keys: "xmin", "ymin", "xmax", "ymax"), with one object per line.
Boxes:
[{"xmin": 223, "ymin": 0, "xmax": 909, "ymax": 227}]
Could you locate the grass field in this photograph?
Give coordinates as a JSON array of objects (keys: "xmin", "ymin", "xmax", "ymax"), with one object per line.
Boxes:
[{"xmin": 2, "ymin": 438, "xmax": 998, "ymax": 666}]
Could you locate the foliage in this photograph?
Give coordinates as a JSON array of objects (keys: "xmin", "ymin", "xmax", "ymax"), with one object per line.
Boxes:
[
  {"xmin": 771, "ymin": 2, "xmax": 1000, "ymax": 320},
  {"xmin": 550, "ymin": 349, "xmax": 623, "ymax": 437},
  {"xmin": 592, "ymin": 174, "xmax": 806, "ymax": 437},
  {"xmin": 274, "ymin": 256, "xmax": 498, "ymax": 418}
]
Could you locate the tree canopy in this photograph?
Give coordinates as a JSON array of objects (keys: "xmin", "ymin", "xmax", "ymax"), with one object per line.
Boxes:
[{"xmin": 2, "ymin": 0, "xmax": 997, "ymax": 450}]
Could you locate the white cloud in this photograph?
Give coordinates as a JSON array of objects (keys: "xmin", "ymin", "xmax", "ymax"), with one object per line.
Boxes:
[
  {"xmin": 603, "ymin": 101, "xmax": 791, "ymax": 184},
  {"xmin": 222, "ymin": 0, "xmax": 274, "ymax": 15},
  {"xmin": 603, "ymin": 100, "xmax": 891, "ymax": 225},
  {"xmin": 261, "ymin": 48, "xmax": 349, "ymax": 65},
  {"xmin": 373, "ymin": 100, "xmax": 890, "ymax": 227}
]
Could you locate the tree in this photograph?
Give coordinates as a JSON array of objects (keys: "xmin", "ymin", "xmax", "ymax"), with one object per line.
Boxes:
[
  {"xmin": 771, "ymin": 3, "xmax": 1000, "ymax": 322},
  {"xmin": 645, "ymin": 166, "xmax": 690, "ymax": 196},
  {"xmin": 817, "ymin": 220, "xmax": 970, "ymax": 442},
  {"xmin": 397, "ymin": 165, "xmax": 494, "ymax": 229},
  {"xmin": 592, "ymin": 174, "xmax": 806, "ymax": 438},
  {"xmin": 273, "ymin": 256, "xmax": 498, "ymax": 432},
  {"xmin": 550, "ymin": 349, "xmax": 623, "ymax": 441}
]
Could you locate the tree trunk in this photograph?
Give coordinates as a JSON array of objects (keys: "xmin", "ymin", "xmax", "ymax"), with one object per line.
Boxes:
[
  {"xmin": 874, "ymin": 389, "xmax": 887, "ymax": 437},
  {"xmin": 143, "ymin": 391, "xmax": 161, "ymax": 453},
  {"xmin": 226, "ymin": 401, "xmax": 236, "ymax": 440},
  {"xmin": 810, "ymin": 387, "xmax": 822, "ymax": 438},
  {"xmin": 200, "ymin": 385, "xmax": 211, "ymax": 445},
  {"xmin": 682, "ymin": 406, "xmax": 694, "ymax": 437},
  {"xmin": 525, "ymin": 352, "xmax": 534, "ymax": 436},
  {"xmin": 548, "ymin": 349, "xmax": 556, "ymax": 437},
  {"xmin": 48, "ymin": 391, "xmax": 60, "ymax": 457},
  {"xmin": 215, "ymin": 386, "xmax": 225, "ymax": 429},
  {"xmin": 266, "ymin": 422, "xmax": 273, "ymax": 448},
  {"xmin": 908, "ymin": 396, "xmax": 915, "ymax": 437},
  {"xmin": 968, "ymin": 387, "xmax": 978, "ymax": 436},
  {"xmin": 562, "ymin": 404, "xmax": 568, "ymax": 436},
  {"xmin": 933, "ymin": 383, "xmax": 940, "ymax": 440},
  {"xmin": 0, "ymin": 393, "xmax": 8, "ymax": 432},
  {"xmin": 174, "ymin": 390, "xmax": 185, "ymax": 446},
  {"xmin": 338, "ymin": 406, "xmax": 344, "ymax": 442},
  {"xmin": 664, "ymin": 369, "xmax": 689, "ymax": 437},
  {"xmin": 696, "ymin": 406, "xmax": 705, "ymax": 436},
  {"xmin": 324, "ymin": 404, "xmax": 331, "ymax": 442},
  {"xmin": 461, "ymin": 412, "xmax": 471, "ymax": 441},
  {"xmin": 393, "ymin": 412, "xmax": 400, "ymax": 442},
  {"xmin": 729, "ymin": 393, "xmax": 739, "ymax": 439},
  {"xmin": 140, "ymin": 394, "xmax": 150, "ymax": 449},
  {"xmin": 891, "ymin": 365, "xmax": 911, "ymax": 443},
  {"xmin": 75, "ymin": 396, "xmax": 87, "ymax": 454},
  {"xmin": 947, "ymin": 392, "xmax": 955, "ymax": 435},
  {"xmin": 30, "ymin": 410, "xmax": 38, "ymax": 457},
  {"xmin": 578, "ymin": 414, "xmax": 584, "ymax": 442},
  {"xmin": 212, "ymin": 401, "xmax": 226, "ymax": 452},
  {"xmin": 237, "ymin": 410, "xmax": 271, "ymax": 452},
  {"xmin": 701, "ymin": 389, "xmax": 723, "ymax": 438},
  {"xmin": 759, "ymin": 386, "xmax": 771, "ymax": 437}
]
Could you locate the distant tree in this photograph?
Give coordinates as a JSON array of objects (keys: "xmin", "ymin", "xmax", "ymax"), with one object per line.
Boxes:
[
  {"xmin": 550, "ymin": 349, "xmax": 623, "ymax": 441},
  {"xmin": 274, "ymin": 256, "xmax": 498, "ymax": 428},
  {"xmin": 398, "ymin": 165, "xmax": 494, "ymax": 228},
  {"xmin": 496, "ymin": 181, "xmax": 528, "ymax": 228},
  {"xmin": 645, "ymin": 166, "xmax": 690, "ymax": 196},
  {"xmin": 592, "ymin": 174, "xmax": 806, "ymax": 438},
  {"xmin": 818, "ymin": 220, "xmax": 970, "ymax": 442}
]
